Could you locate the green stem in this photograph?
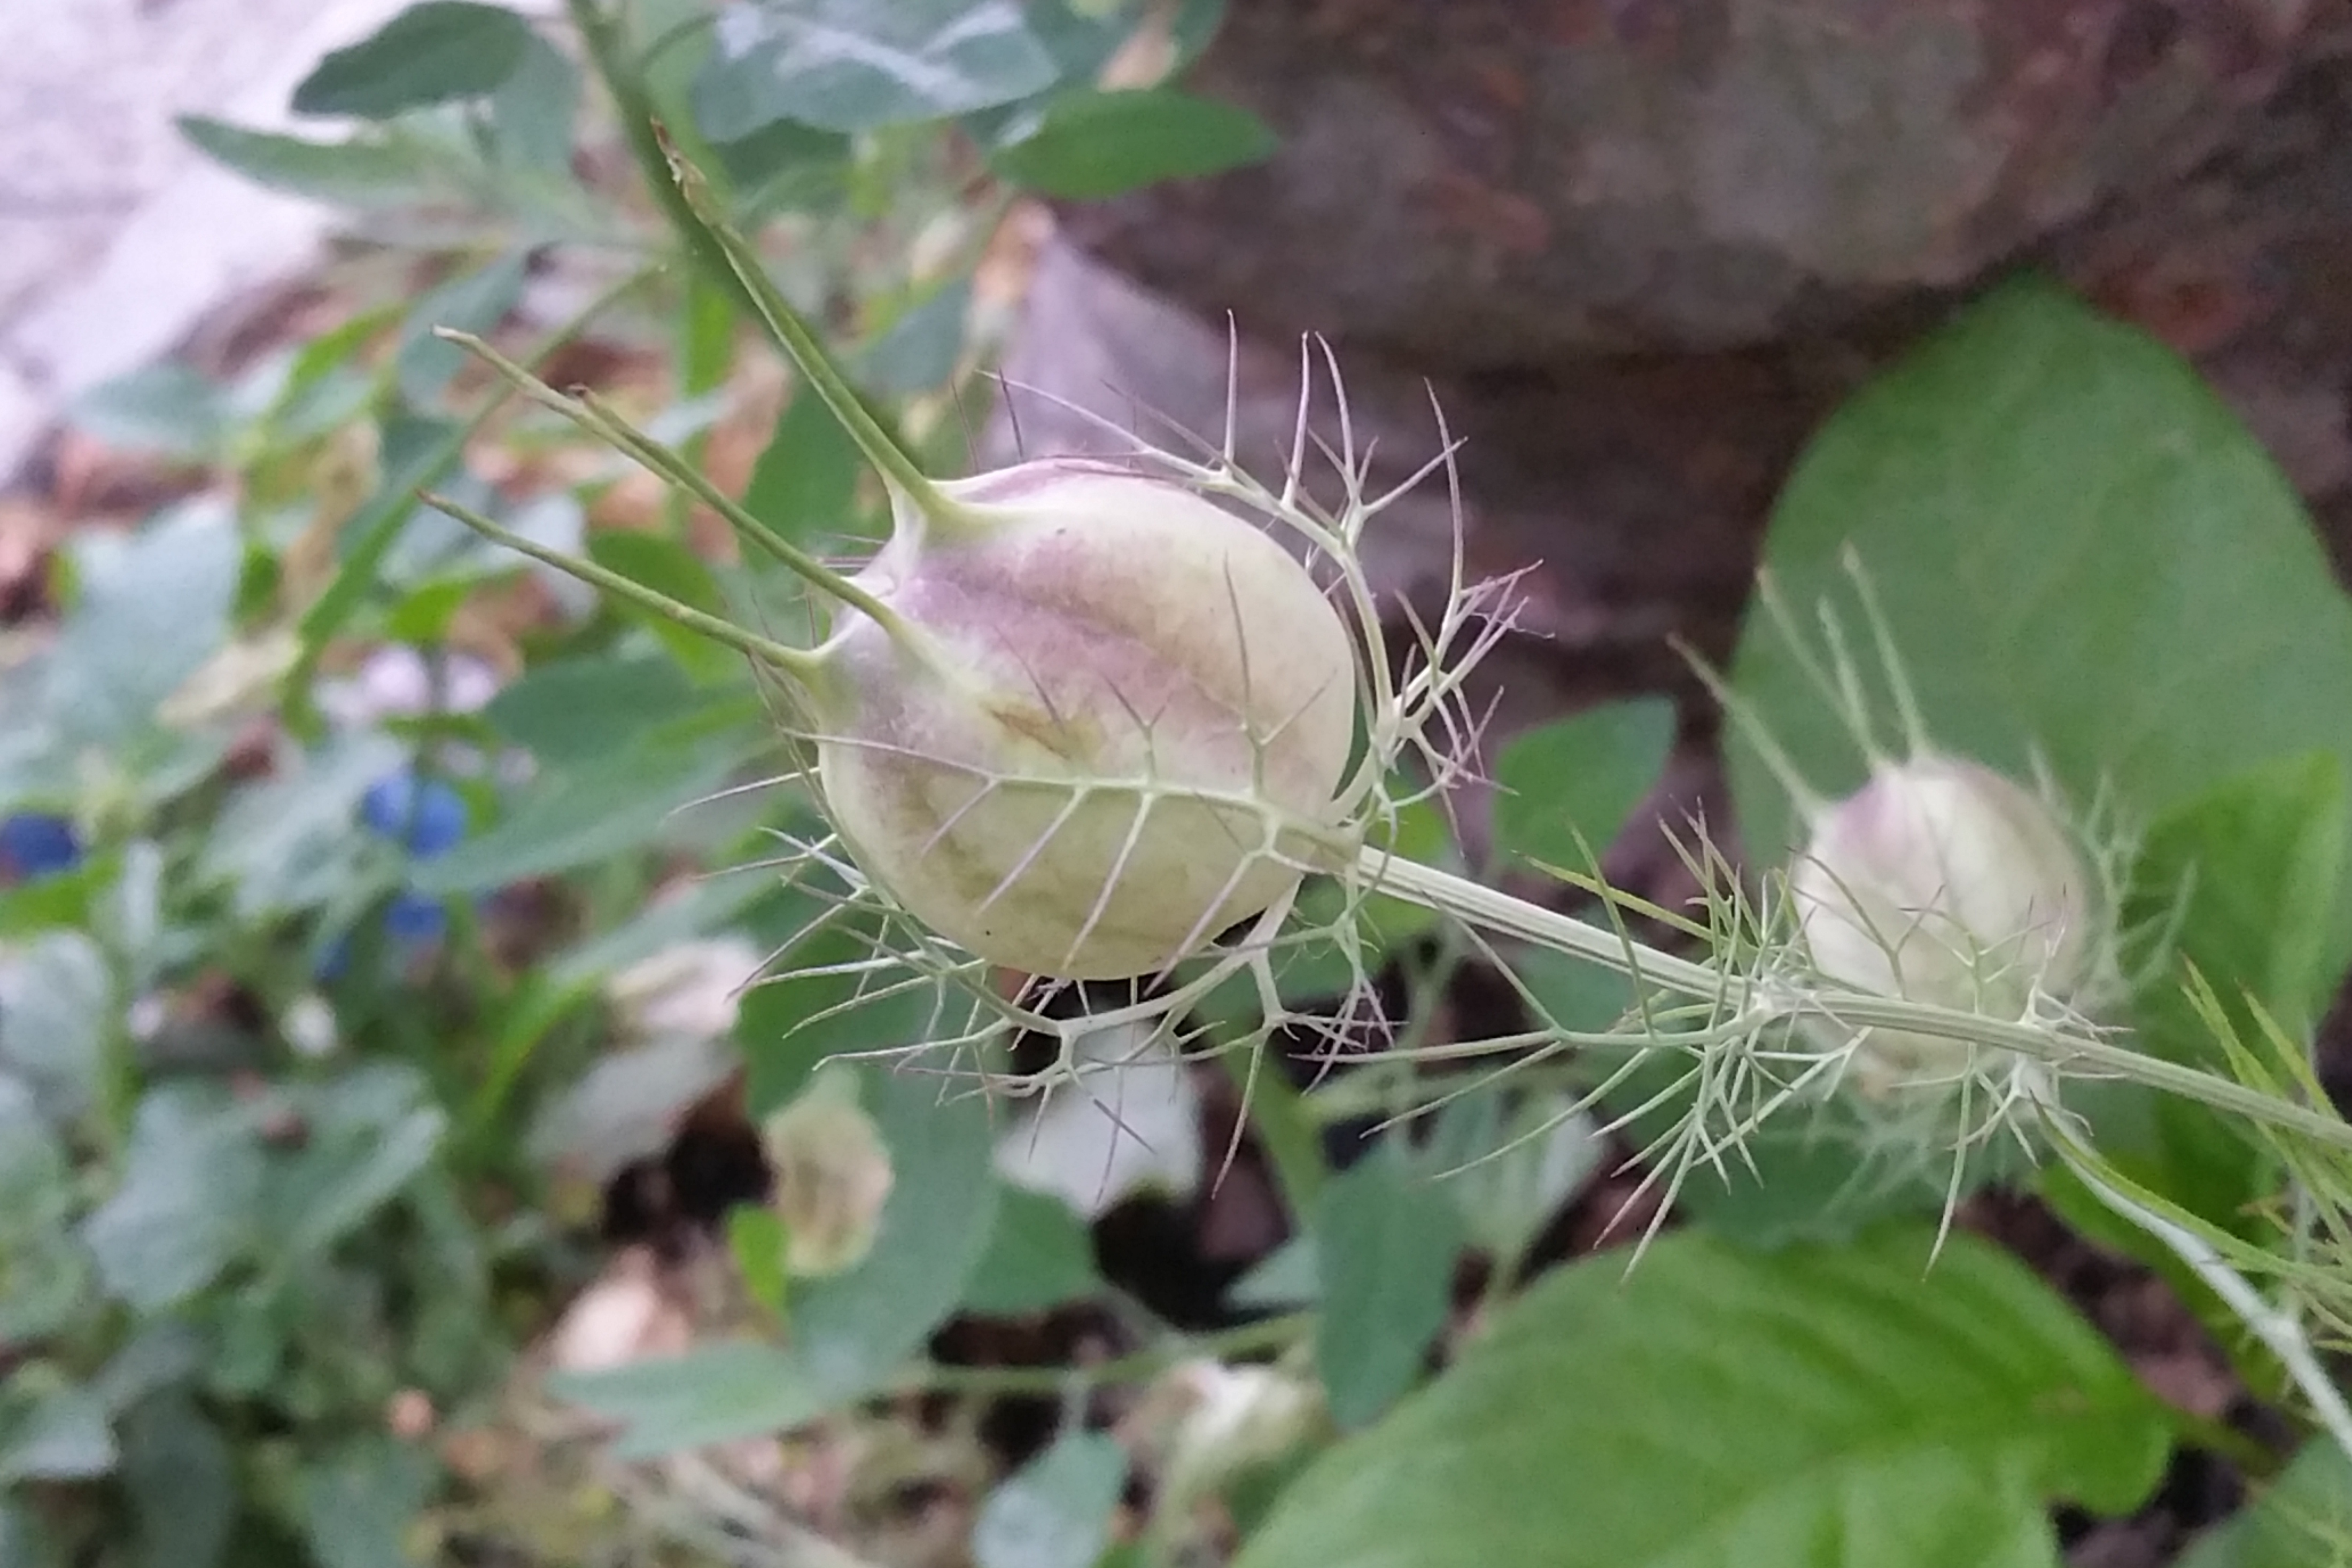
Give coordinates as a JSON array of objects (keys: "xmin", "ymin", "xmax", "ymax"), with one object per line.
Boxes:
[
  {"xmin": 635, "ymin": 110, "xmax": 959, "ymax": 525},
  {"xmin": 1360, "ymin": 847, "xmax": 2352, "ymax": 1160},
  {"xmin": 434, "ymin": 327, "xmax": 906, "ymax": 631},
  {"xmin": 2050, "ymin": 1121, "xmax": 2352, "ymax": 1470},
  {"xmin": 420, "ymin": 490, "xmax": 825, "ymax": 684},
  {"xmin": 564, "ymin": 0, "xmax": 755, "ymax": 320}
]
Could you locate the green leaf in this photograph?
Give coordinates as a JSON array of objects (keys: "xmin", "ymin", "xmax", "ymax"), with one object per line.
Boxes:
[
  {"xmin": 728, "ymin": 1205, "xmax": 791, "ymax": 1319},
  {"xmin": 200, "ymin": 729, "xmax": 409, "ymax": 920},
  {"xmin": 972, "ymin": 1429, "xmax": 1129, "ymax": 1568},
  {"xmin": 963, "ymin": 1186, "xmax": 1102, "ymax": 1316},
  {"xmin": 1235, "ymin": 1225, "xmax": 2172, "ymax": 1568},
  {"xmin": 294, "ymin": 1437, "xmax": 436, "ymax": 1568},
  {"xmin": 2082, "ymin": 753, "xmax": 2346, "ymax": 1232},
  {"xmin": 177, "ymin": 116, "xmax": 444, "ymax": 206},
  {"xmin": 1228, "ymin": 1233, "xmax": 1319, "ymax": 1311},
  {"xmin": 0, "ymin": 1382, "xmax": 115, "ymax": 1483},
  {"xmin": 551, "ymin": 1340, "xmax": 824, "ymax": 1460},
  {"xmin": 857, "ymin": 277, "xmax": 973, "ymax": 397},
  {"xmin": 292, "ymin": 1, "xmax": 534, "ymax": 119},
  {"xmin": 395, "ymin": 253, "xmax": 529, "ymax": 405},
  {"xmin": 484, "ymin": 650, "xmax": 698, "ymax": 764},
  {"xmin": 83, "ymin": 1084, "xmax": 266, "ymax": 1312},
  {"xmin": 1312, "ymin": 1140, "xmax": 1466, "ymax": 1430},
  {"xmin": 1489, "ymin": 696, "xmax": 1679, "ymax": 878},
  {"xmin": 0, "ymin": 1091, "xmax": 92, "ymax": 1342},
  {"xmin": 48, "ymin": 500, "xmax": 242, "ymax": 750},
  {"xmin": 66, "ymin": 364, "xmax": 230, "ymax": 459},
  {"xmin": 789, "ymin": 1065, "xmax": 1002, "ymax": 1395},
  {"xmin": 487, "ymin": 31, "xmax": 581, "ymax": 172},
  {"xmin": 584, "ymin": 530, "xmax": 744, "ymax": 685},
  {"xmin": 407, "ymin": 719, "xmax": 765, "ymax": 894},
  {"xmin": 1727, "ymin": 275, "xmax": 2352, "ymax": 967},
  {"xmin": 0, "ymin": 932, "xmax": 114, "ymax": 1125},
  {"xmin": 990, "ymin": 88, "xmax": 1277, "ymax": 199},
  {"xmin": 744, "ymin": 386, "xmax": 866, "ymax": 546},
  {"xmin": 273, "ymin": 1067, "xmax": 447, "ymax": 1260},
  {"xmin": 0, "ymin": 1501, "xmax": 61, "ymax": 1568},
  {"xmin": 694, "ymin": 0, "xmax": 1059, "ymax": 139},
  {"xmin": 122, "ymin": 1396, "xmax": 234, "ymax": 1568},
  {"xmin": 2178, "ymin": 1438, "xmax": 2352, "ymax": 1568}
]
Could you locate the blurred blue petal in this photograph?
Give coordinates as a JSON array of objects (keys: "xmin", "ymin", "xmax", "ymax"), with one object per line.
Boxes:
[
  {"xmin": 359, "ymin": 770, "xmax": 470, "ymax": 859},
  {"xmin": 0, "ymin": 813, "xmax": 83, "ymax": 880}
]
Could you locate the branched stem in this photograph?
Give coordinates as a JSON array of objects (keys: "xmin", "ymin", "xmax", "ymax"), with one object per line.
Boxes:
[
  {"xmin": 1360, "ymin": 848, "xmax": 2352, "ymax": 1159},
  {"xmin": 2049, "ymin": 1120, "xmax": 2352, "ymax": 1468}
]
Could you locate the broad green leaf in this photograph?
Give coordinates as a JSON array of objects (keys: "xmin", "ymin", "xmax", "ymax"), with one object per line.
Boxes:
[
  {"xmin": 744, "ymin": 385, "xmax": 866, "ymax": 546},
  {"xmin": 395, "ymin": 253, "xmax": 529, "ymax": 405},
  {"xmin": 1727, "ymin": 275, "xmax": 2352, "ymax": 969},
  {"xmin": 1312, "ymin": 1139, "xmax": 1465, "ymax": 1430},
  {"xmin": 0, "ymin": 932, "xmax": 114, "ymax": 1124},
  {"xmin": 551, "ymin": 1340, "xmax": 824, "ymax": 1460},
  {"xmin": 1489, "ymin": 696, "xmax": 1679, "ymax": 878},
  {"xmin": 83, "ymin": 1084, "xmax": 266, "ymax": 1312},
  {"xmin": 2079, "ymin": 754, "xmax": 2345, "ymax": 1232},
  {"xmin": 407, "ymin": 718, "xmax": 766, "ymax": 894},
  {"xmin": 694, "ymin": 0, "xmax": 1058, "ymax": 139},
  {"xmin": 963, "ymin": 1186, "xmax": 1102, "ymax": 1316},
  {"xmin": 121, "ymin": 1396, "xmax": 234, "ymax": 1568},
  {"xmin": 294, "ymin": 1438, "xmax": 436, "ymax": 1568},
  {"xmin": 858, "ymin": 277, "xmax": 973, "ymax": 397},
  {"xmin": 488, "ymin": 30, "xmax": 581, "ymax": 172},
  {"xmin": 0, "ymin": 1501, "xmax": 60, "ymax": 1567},
  {"xmin": 789, "ymin": 1065, "xmax": 1002, "ymax": 1394},
  {"xmin": 0, "ymin": 1381, "xmax": 114, "ymax": 1483},
  {"xmin": 66, "ymin": 364, "xmax": 229, "ymax": 459},
  {"xmin": 1229, "ymin": 1234, "xmax": 1319, "ymax": 1310},
  {"xmin": 736, "ymin": 924, "xmax": 962, "ymax": 1118},
  {"xmin": 585, "ymin": 530, "xmax": 743, "ymax": 685},
  {"xmin": 292, "ymin": 2, "xmax": 533, "ymax": 119},
  {"xmin": 972, "ymin": 1429, "xmax": 1129, "ymax": 1568},
  {"xmin": 0, "ymin": 1091, "xmax": 91, "ymax": 1342},
  {"xmin": 200, "ymin": 729, "xmax": 409, "ymax": 920},
  {"xmin": 2178, "ymin": 1438, "xmax": 2352, "ymax": 1568},
  {"xmin": 177, "ymin": 116, "xmax": 444, "ymax": 206},
  {"xmin": 991, "ymin": 88, "xmax": 1276, "ymax": 199},
  {"xmin": 484, "ymin": 651, "xmax": 697, "ymax": 763},
  {"xmin": 1235, "ymin": 1225, "xmax": 2172, "ymax": 1568},
  {"xmin": 272, "ymin": 1066, "xmax": 447, "ymax": 1259},
  {"xmin": 48, "ymin": 500, "xmax": 241, "ymax": 749}
]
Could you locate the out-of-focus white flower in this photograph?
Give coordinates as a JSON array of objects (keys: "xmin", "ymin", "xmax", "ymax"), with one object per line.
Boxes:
[
  {"xmin": 763, "ymin": 1067, "xmax": 896, "ymax": 1277},
  {"xmin": 315, "ymin": 643, "xmax": 502, "ymax": 728},
  {"xmin": 1789, "ymin": 754, "xmax": 2104, "ymax": 1095},
  {"xmin": 993, "ymin": 1023, "xmax": 1201, "ymax": 1218},
  {"xmin": 607, "ymin": 936, "xmax": 767, "ymax": 1043}
]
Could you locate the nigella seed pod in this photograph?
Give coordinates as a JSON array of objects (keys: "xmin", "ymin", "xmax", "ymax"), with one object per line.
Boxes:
[
  {"xmin": 424, "ymin": 166, "xmax": 1374, "ymax": 985},
  {"xmin": 805, "ymin": 459, "xmax": 1360, "ymax": 981},
  {"xmin": 1788, "ymin": 754, "xmax": 2098, "ymax": 1092}
]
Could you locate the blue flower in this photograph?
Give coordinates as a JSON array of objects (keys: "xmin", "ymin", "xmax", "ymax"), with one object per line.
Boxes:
[
  {"xmin": 0, "ymin": 814, "xmax": 82, "ymax": 881},
  {"xmin": 382, "ymin": 890, "xmax": 449, "ymax": 945},
  {"xmin": 360, "ymin": 771, "xmax": 470, "ymax": 859}
]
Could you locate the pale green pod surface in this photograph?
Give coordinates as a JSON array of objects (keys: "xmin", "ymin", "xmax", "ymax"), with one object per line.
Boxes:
[
  {"xmin": 1788, "ymin": 754, "xmax": 2097, "ymax": 1092},
  {"xmin": 812, "ymin": 460, "xmax": 1360, "ymax": 981}
]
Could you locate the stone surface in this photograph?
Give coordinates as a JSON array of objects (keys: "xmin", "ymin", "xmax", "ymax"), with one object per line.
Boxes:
[
  {"xmin": 0, "ymin": 0, "xmax": 412, "ymax": 483},
  {"xmin": 979, "ymin": 0, "xmax": 2352, "ymax": 870}
]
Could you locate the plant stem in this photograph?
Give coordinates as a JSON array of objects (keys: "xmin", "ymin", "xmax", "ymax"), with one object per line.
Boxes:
[
  {"xmin": 2051, "ymin": 1124, "xmax": 2352, "ymax": 1469},
  {"xmin": 1359, "ymin": 847, "xmax": 2352, "ymax": 1159},
  {"xmin": 564, "ymin": 0, "xmax": 755, "ymax": 320},
  {"xmin": 420, "ymin": 491, "xmax": 824, "ymax": 682}
]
